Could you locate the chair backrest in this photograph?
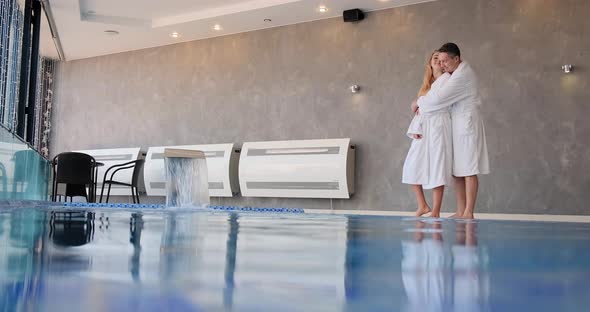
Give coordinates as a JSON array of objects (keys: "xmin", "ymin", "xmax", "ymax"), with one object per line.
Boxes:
[
  {"xmin": 132, "ymin": 159, "xmax": 145, "ymax": 186},
  {"xmin": 53, "ymin": 152, "xmax": 95, "ymax": 185},
  {"xmin": 74, "ymin": 148, "xmax": 141, "ymax": 186}
]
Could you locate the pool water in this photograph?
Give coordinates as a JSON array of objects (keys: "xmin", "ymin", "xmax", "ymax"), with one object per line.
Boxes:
[{"xmin": 1, "ymin": 204, "xmax": 589, "ymax": 311}]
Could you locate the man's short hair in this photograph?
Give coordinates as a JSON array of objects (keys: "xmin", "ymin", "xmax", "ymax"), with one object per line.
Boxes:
[{"xmin": 438, "ymin": 42, "xmax": 461, "ymax": 58}]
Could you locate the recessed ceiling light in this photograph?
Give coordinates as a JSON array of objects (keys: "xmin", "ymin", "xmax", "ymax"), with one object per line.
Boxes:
[
  {"xmin": 213, "ymin": 24, "xmax": 222, "ymax": 31},
  {"xmin": 104, "ymin": 30, "xmax": 119, "ymax": 36},
  {"xmin": 318, "ymin": 6, "xmax": 328, "ymax": 13},
  {"xmin": 170, "ymin": 32, "xmax": 180, "ymax": 38}
]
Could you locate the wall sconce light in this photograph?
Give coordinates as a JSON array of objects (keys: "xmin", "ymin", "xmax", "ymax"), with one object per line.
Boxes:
[
  {"xmin": 350, "ymin": 85, "xmax": 360, "ymax": 93},
  {"xmin": 562, "ymin": 64, "xmax": 573, "ymax": 73}
]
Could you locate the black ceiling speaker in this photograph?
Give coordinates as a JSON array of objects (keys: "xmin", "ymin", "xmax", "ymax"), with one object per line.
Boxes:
[{"xmin": 343, "ymin": 9, "xmax": 365, "ymax": 22}]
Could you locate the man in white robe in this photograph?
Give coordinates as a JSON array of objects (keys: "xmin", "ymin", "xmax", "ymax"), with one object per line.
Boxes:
[{"xmin": 412, "ymin": 43, "xmax": 490, "ymax": 219}]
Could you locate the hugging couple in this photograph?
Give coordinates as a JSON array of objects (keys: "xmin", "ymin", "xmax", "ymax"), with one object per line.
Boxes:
[{"xmin": 402, "ymin": 43, "xmax": 490, "ymax": 219}]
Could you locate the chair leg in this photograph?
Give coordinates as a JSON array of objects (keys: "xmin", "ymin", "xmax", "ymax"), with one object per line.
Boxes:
[
  {"xmin": 100, "ymin": 182, "xmax": 107, "ymax": 203},
  {"xmin": 106, "ymin": 184, "xmax": 112, "ymax": 203},
  {"xmin": 135, "ymin": 187, "xmax": 140, "ymax": 204},
  {"xmin": 89, "ymin": 183, "xmax": 94, "ymax": 203},
  {"xmin": 131, "ymin": 187, "xmax": 136, "ymax": 204}
]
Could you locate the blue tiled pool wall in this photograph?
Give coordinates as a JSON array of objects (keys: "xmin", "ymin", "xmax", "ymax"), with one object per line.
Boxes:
[{"xmin": 60, "ymin": 202, "xmax": 305, "ymax": 213}]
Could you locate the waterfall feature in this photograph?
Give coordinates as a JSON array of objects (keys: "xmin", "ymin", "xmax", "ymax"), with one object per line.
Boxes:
[{"xmin": 164, "ymin": 149, "xmax": 210, "ymax": 208}]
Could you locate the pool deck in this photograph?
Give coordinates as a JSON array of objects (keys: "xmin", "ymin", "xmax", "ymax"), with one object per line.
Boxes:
[{"xmin": 304, "ymin": 209, "xmax": 590, "ymax": 223}]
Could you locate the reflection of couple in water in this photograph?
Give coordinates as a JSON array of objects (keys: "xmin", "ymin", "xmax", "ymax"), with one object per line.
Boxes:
[{"xmin": 402, "ymin": 221, "xmax": 488, "ymax": 312}]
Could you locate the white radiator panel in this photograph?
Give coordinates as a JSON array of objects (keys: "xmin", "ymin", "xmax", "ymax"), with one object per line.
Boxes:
[
  {"xmin": 239, "ymin": 139, "xmax": 355, "ymax": 199},
  {"xmin": 144, "ymin": 144, "xmax": 239, "ymax": 197},
  {"xmin": 74, "ymin": 148, "xmax": 142, "ymax": 197}
]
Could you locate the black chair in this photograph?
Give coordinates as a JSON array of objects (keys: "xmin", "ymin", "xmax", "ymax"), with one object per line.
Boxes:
[
  {"xmin": 100, "ymin": 159, "xmax": 145, "ymax": 204},
  {"xmin": 52, "ymin": 152, "xmax": 96, "ymax": 202}
]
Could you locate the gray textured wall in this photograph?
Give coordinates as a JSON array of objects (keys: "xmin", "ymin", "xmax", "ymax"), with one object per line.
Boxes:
[{"xmin": 51, "ymin": 0, "xmax": 590, "ymax": 215}]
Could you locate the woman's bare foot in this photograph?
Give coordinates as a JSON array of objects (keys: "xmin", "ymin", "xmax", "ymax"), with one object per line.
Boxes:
[
  {"xmin": 415, "ymin": 204, "xmax": 431, "ymax": 217},
  {"xmin": 429, "ymin": 212, "xmax": 440, "ymax": 218},
  {"xmin": 450, "ymin": 207, "xmax": 465, "ymax": 218},
  {"xmin": 460, "ymin": 211, "xmax": 475, "ymax": 219}
]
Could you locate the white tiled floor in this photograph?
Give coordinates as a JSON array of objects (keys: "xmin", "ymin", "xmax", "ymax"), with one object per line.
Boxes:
[{"xmin": 304, "ymin": 209, "xmax": 590, "ymax": 223}]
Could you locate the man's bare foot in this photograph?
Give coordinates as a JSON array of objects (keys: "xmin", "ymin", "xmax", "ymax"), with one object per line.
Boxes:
[{"xmin": 415, "ymin": 204, "xmax": 431, "ymax": 217}]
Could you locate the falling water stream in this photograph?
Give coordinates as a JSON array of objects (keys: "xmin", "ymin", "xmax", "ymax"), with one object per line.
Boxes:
[{"xmin": 164, "ymin": 150, "xmax": 210, "ymax": 208}]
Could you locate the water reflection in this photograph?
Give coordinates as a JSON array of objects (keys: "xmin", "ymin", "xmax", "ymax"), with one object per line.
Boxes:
[
  {"xmin": 129, "ymin": 212, "xmax": 143, "ymax": 283},
  {"xmin": 0, "ymin": 209, "xmax": 46, "ymax": 310},
  {"xmin": 402, "ymin": 221, "xmax": 452, "ymax": 312},
  {"xmin": 159, "ymin": 212, "xmax": 202, "ymax": 283},
  {"xmin": 452, "ymin": 222, "xmax": 489, "ymax": 312},
  {"xmin": 223, "ymin": 213, "xmax": 239, "ymax": 310},
  {"xmin": 49, "ymin": 211, "xmax": 95, "ymax": 247},
  {"xmin": 401, "ymin": 220, "xmax": 489, "ymax": 312},
  {"xmin": 0, "ymin": 209, "xmax": 490, "ymax": 311},
  {"xmin": 1, "ymin": 207, "xmax": 589, "ymax": 311},
  {"xmin": 344, "ymin": 216, "xmax": 403, "ymax": 311}
]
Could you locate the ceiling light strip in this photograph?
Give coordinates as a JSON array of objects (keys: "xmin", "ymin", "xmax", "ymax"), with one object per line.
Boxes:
[{"xmin": 152, "ymin": 0, "xmax": 302, "ymax": 28}]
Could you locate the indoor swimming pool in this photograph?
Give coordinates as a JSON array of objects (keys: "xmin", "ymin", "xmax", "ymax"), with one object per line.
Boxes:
[{"xmin": 1, "ymin": 202, "xmax": 589, "ymax": 311}]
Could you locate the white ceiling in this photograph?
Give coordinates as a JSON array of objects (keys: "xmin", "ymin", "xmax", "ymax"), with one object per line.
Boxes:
[{"xmin": 46, "ymin": 0, "xmax": 437, "ymax": 61}]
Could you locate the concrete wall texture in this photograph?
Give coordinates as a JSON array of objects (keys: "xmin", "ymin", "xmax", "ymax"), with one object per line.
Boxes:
[{"xmin": 51, "ymin": 0, "xmax": 590, "ymax": 214}]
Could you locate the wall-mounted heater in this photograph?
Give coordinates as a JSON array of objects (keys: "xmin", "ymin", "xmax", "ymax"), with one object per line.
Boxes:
[{"xmin": 239, "ymin": 138, "xmax": 355, "ymax": 199}]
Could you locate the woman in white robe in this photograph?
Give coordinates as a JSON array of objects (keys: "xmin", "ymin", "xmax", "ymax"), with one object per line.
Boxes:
[{"xmin": 402, "ymin": 51, "xmax": 453, "ymax": 218}]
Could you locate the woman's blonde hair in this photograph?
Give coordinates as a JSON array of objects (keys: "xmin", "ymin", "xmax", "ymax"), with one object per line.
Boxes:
[{"xmin": 417, "ymin": 51, "xmax": 438, "ymax": 97}]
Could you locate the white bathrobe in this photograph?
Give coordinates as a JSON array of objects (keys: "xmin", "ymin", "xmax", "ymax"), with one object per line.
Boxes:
[
  {"xmin": 417, "ymin": 62, "xmax": 490, "ymax": 177},
  {"xmin": 402, "ymin": 73, "xmax": 453, "ymax": 189}
]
